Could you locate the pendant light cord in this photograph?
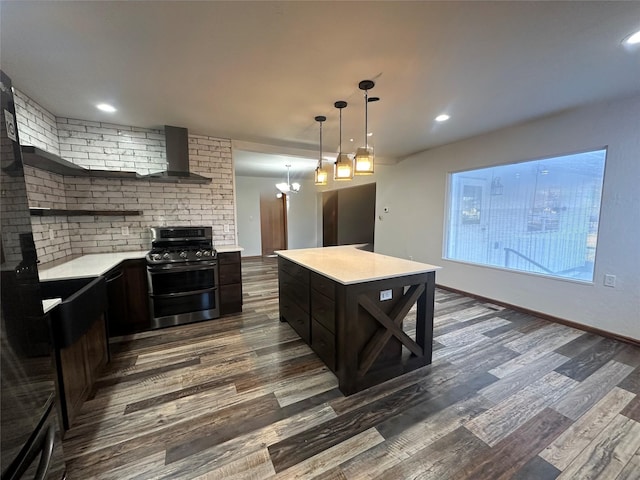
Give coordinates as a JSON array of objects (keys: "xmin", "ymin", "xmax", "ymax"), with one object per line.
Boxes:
[
  {"xmin": 364, "ymin": 89, "xmax": 368, "ymax": 149},
  {"xmin": 339, "ymin": 107, "xmax": 342, "ymax": 160},
  {"xmin": 319, "ymin": 121, "xmax": 323, "ymax": 168}
]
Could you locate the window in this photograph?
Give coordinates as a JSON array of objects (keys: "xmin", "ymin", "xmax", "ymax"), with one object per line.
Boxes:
[{"xmin": 444, "ymin": 149, "xmax": 607, "ymax": 282}]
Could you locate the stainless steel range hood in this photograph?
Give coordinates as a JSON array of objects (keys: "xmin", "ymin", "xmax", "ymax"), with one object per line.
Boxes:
[{"xmin": 142, "ymin": 126, "xmax": 211, "ymax": 184}]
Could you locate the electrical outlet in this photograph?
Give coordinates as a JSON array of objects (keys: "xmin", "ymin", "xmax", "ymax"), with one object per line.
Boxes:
[
  {"xmin": 380, "ymin": 289, "xmax": 393, "ymax": 301},
  {"xmin": 604, "ymin": 274, "xmax": 616, "ymax": 287},
  {"xmin": 223, "ymin": 224, "xmax": 230, "ymax": 233},
  {"xmin": 121, "ymin": 226, "xmax": 129, "ymax": 236}
]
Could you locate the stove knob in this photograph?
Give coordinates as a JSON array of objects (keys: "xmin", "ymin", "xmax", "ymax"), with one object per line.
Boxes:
[
  {"xmin": 195, "ymin": 250, "xmax": 203, "ymax": 258},
  {"xmin": 203, "ymin": 250, "xmax": 211, "ymax": 257},
  {"xmin": 180, "ymin": 251, "xmax": 188, "ymax": 259},
  {"xmin": 153, "ymin": 253, "xmax": 162, "ymax": 261},
  {"xmin": 162, "ymin": 252, "xmax": 171, "ymax": 260}
]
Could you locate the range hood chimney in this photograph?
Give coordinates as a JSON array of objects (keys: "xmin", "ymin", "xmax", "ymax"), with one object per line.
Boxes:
[{"xmin": 143, "ymin": 125, "xmax": 211, "ymax": 183}]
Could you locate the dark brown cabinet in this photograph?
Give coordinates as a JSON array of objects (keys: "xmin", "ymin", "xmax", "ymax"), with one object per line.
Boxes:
[
  {"xmin": 278, "ymin": 257, "xmax": 311, "ymax": 343},
  {"xmin": 310, "ymin": 273, "xmax": 336, "ymax": 371},
  {"xmin": 279, "ymin": 259, "xmax": 338, "ymax": 371},
  {"xmin": 54, "ymin": 311, "xmax": 108, "ymax": 431},
  {"xmin": 322, "ymin": 183, "xmax": 376, "ymax": 248},
  {"xmin": 218, "ymin": 251, "xmax": 243, "ymax": 315},
  {"xmin": 105, "ymin": 259, "xmax": 149, "ymax": 336},
  {"xmin": 278, "ymin": 251, "xmax": 436, "ymax": 396}
]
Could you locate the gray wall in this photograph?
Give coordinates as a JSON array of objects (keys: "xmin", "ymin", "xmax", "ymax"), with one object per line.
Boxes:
[
  {"xmin": 235, "ymin": 175, "xmax": 318, "ymax": 257},
  {"xmin": 374, "ymin": 95, "xmax": 640, "ymax": 341}
]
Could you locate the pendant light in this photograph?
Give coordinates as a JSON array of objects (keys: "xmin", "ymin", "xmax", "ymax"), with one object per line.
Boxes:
[
  {"xmin": 354, "ymin": 79, "xmax": 376, "ymax": 175},
  {"xmin": 314, "ymin": 115, "xmax": 328, "ymax": 186},
  {"xmin": 334, "ymin": 100, "xmax": 353, "ymax": 181}
]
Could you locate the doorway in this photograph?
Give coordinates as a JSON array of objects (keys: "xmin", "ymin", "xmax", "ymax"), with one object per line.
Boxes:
[{"xmin": 260, "ymin": 193, "xmax": 288, "ymax": 256}]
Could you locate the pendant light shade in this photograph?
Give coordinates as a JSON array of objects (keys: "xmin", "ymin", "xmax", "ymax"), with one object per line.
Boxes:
[
  {"xmin": 334, "ymin": 100, "xmax": 353, "ymax": 181},
  {"xmin": 314, "ymin": 115, "xmax": 328, "ymax": 186},
  {"xmin": 354, "ymin": 79, "xmax": 376, "ymax": 175}
]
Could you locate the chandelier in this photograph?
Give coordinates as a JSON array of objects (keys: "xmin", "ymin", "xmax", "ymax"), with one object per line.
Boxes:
[{"xmin": 276, "ymin": 164, "xmax": 300, "ymax": 194}]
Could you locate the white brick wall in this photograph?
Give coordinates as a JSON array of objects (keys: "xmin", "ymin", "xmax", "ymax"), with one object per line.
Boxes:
[
  {"xmin": 23, "ymin": 166, "xmax": 67, "ymax": 209},
  {"xmin": 14, "ymin": 90, "xmax": 61, "ymax": 155},
  {"xmin": 16, "ymin": 90, "xmax": 237, "ymax": 264},
  {"xmin": 56, "ymin": 118, "xmax": 167, "ymax": 174},
  {"xmin": 30, "ymin": 216, "xmax": 74, "ymax": 264}
]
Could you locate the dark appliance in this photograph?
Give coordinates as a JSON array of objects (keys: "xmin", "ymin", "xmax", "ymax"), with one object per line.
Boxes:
[
  {"xmin": 147, "ymin": 226, "xmax": 219, "ymax": 329},
  {"xmin": 1, "ymin": 71, "xmax": 66, "ymax": 479}
]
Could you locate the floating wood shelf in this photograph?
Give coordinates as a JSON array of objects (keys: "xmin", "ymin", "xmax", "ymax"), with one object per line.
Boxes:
[
  {"xmin": 30, "ymin": 208, "xmax": 142, "ymax": 217},
  {"xmin": 21, "ymin": 146, "xmax": 210, "ymax": 184}
]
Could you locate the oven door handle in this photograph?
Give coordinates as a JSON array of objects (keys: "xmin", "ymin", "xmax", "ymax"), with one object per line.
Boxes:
[
  {"xmin": 147, "ymin": 262, "xmax": 218, "ymax": 274},
  {"xmin": 151, "ymin": 286, "xmax": 217, "ymax": 298}
]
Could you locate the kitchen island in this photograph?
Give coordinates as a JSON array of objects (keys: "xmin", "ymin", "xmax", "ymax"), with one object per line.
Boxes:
[{"xmin": 276, "ymin": 246, "xmax": 440, "ymax": 395}]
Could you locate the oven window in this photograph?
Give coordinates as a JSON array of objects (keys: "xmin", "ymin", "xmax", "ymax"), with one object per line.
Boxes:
[{"xmin": 150, "ymin": 269, "xmax": 215, "ymax": 295}]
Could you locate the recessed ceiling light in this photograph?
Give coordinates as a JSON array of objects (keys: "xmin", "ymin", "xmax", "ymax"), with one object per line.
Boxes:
[
  {"xmin": 624, "ymin": 29, "xmax": 640, "ymax": 45},
  {"xmin": 96, "ymin": 103, "xmax": 116, "ymax": 113},
  {"xmin": 435, "ymin": 114, "xmax": 450, "ymax": 122}
]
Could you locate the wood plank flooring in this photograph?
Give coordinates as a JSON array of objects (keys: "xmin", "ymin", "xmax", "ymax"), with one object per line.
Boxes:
[{"xmin": 62, "ymin": 256, "xmax": 640, "ymax": 479}]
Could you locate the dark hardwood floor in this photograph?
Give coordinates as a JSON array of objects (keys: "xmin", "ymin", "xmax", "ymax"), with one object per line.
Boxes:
[{"xmin": 62, "ymin": 256, "xmax": 640, "ymax": 479}]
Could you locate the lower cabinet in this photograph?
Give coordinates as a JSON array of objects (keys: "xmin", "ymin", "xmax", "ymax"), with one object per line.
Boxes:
[
  {"xmin": 105, "ymin": 259, "xmax": 149, "ymax": 336},
  {"xmin": 54, "ymin": 313, "xmax": 108, "ymax": 432},
  {"xmin": 279, "ymin": 258, "xmax": 337, "ymax": 372},
  {"xmin": 280, "ymin": 291, "xmax": 311, "ymax": 343},
  {"xmin": 278, "ymin": 258, "xmax": 311, "ymax": 342},
  {"xmin": 310, "ymin": 273, "xmax": 336, "ymax": 371},
  {"xmin": 218, "ymin": 251, "xmax": 243, "ymax": 315},
  {"xmin": 311, "ymin": 318, "xmax": 336, "ymax": 371}
]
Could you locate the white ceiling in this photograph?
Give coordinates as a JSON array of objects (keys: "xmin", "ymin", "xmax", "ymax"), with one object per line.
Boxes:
[{"xmin": 1, "ymin": 1, "xmax": 639, "ymax": 179}]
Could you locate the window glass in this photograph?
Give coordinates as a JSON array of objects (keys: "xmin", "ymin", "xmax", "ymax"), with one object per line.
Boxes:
[{"xmin": 444, "ymin": 149, "xmax": 607, "ymax": 282}]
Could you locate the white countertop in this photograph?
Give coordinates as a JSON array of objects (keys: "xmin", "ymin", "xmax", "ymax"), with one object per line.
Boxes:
[
  {"xmin": 39, "ymin": 251, "xmax": 149, "ymax": 280},
  {"xmin": 38, "ymin": 245, "xmax": 244, "ymax": 281},
  {"xmin": 216, "ymin": 246, "xmax": 244, "ymax": 254},
  {"xmin": 276, "ymin": 246, "xmax": 441, "ymax": 285},
  {"xmin": 42, "ymin": 298, "xmax": 61, "ymax": 313}
]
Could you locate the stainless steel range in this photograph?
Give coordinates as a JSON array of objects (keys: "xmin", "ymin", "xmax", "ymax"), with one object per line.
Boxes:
[{"xmin": 147, "ymin": 226, "xmax": 219, "ymax": 329}]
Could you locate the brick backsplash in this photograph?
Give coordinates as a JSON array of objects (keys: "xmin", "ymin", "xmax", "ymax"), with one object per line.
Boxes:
[
  {"xmin": 23, "ymin": 166, "xmax": 67, "ymax": 209},
  {"xmin": 56, "ymin": 118, "xmax": 167, "ymax": 174},
  {"xmin": 14, "ymin": 89, "xmax": 61, "ymax": 155},
  {"xmin": 16, "ymin": 91, "xmax": 237, "ymax": 264}
]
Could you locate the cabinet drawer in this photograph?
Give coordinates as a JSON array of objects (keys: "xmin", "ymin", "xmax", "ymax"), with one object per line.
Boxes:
[
  {"xmin": 311, "ymin": 319, "xmax": 336, "ymax": 372},
  {"xmin": 219, "ymin": 262, "xmax": 241, "ymax": 285},
  {"xmin": 311, "ymin": 272, "xmax": 335, "ymax": 300},
  {"xmin": 218, "ymin": 251, "xmax": 241, "ymax": 265},
  {"xmin": 279, "ymin": 258, "xmax": 309, "ymax": 285},
  {"xmin": 280, "ymin": 293, "xmax": 310, "ymax": 343},
  {"xmin": 311, "ymin": 288, "xmax": 335, "ymax": 333},
  {"xmin": 278, "ymin": 270, "xmax": 309, "ymax": 310}
]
